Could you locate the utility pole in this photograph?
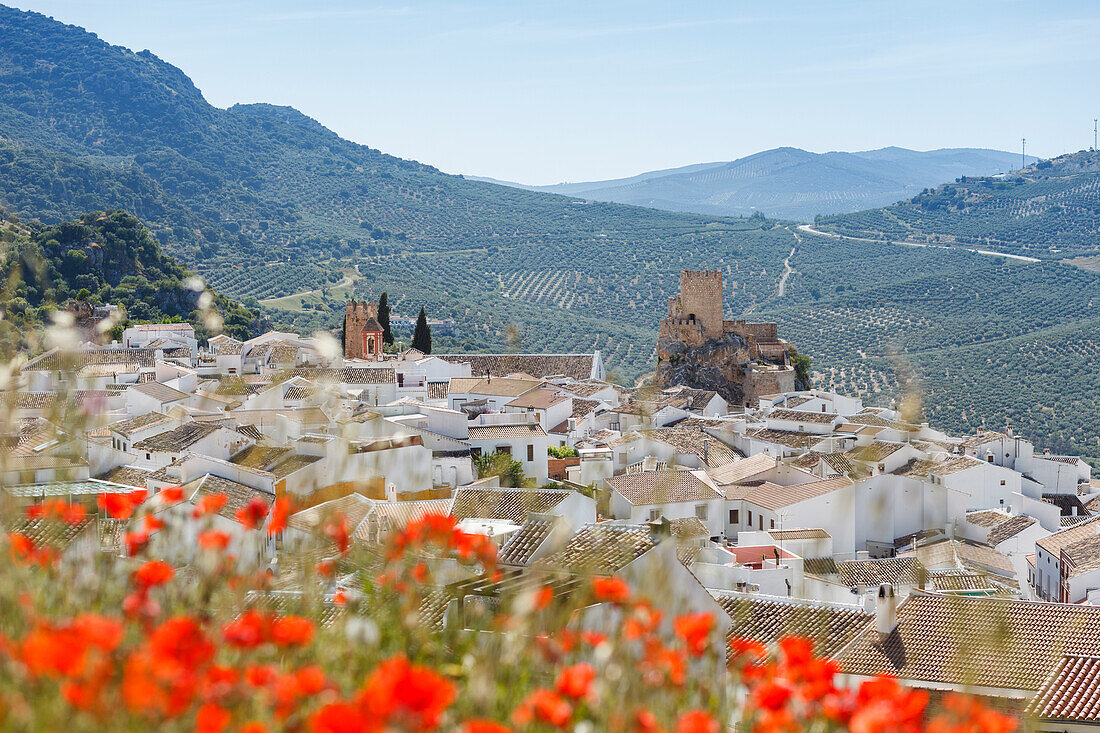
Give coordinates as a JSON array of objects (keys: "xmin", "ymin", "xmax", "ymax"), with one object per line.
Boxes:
[
  {"xmin": 1094, "ymin": 119, "xmax": 1097, "ymax": 151},
  {"xmin": 1021, "ymin": 138, "xmax": 1026, "ymax": 170}
]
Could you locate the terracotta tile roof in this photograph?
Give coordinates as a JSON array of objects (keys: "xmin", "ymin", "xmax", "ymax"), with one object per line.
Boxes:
[
  {"xmin": 467, "ymin": 423, "xmax": 548, "ymax": 441},
  {"xmin": 352, "ymin": 499, "xmax": 454, "ymax": 543},
  {"xmin": 607, "ymin": 469, "xmax": 720, "ymax": 506},
  {"xmin": 838, "ymin": 557, "xmax": 923, "ymax": 587},
  {"xmin": 956, "ymin": 431, "xmax": 1008, "ymax": 448},
  {"xmin": 708, "ymin": 454, "xmax": 777, "ymax": 486},
  {"xmin": 1037, "ymin": 517, "xmax": 1100, "ymax": 556},
  {"xmin": 505, "ymin": 388, "xmax": 569, "ymax": 410},
  {"xmin": 845, "ymin": 441, "xmax": 909, "ymax": 463},
  {"xmin": 926, "ymin": 570, "xmax": 995, "ymax": 592},
  {"xmin": 966, "ymin": 511, "xmax": 1039, "ymax": 545},
  {"xmin": 965, "ymin": 509, "xmax": 1012, "ymax": 528},
  {"xmin": 544, "ymin": 523, "xmax": 657, "ymax": 573},
  {"xmin": 23, "ymin": 347, "xmax": 158, "ymax": 371},
  {"xmin": 229, "ymin": 446, "xmax": 292, "ymax": 471},
  {"xmin": 1027, "ymin": 655, "xmax": 1100, "ymax": 722},
  {"xmin": 7, "ymin": 517, "xmax": 96, "ymax": 551},
  {"xmin": 712, "ymin": 593, "xmax": 872, "ymax": 658},
  {"xmin": 107, "ymin": 412, "xmax": 174, "ymax": 437},
  {"xmin": 730, "ymin": 476, "xmax": 853, "ymax": 511},
  {"xmin": 218, "ymin": 342, "xmax": 244, "ymax": 355},
  {"xmin": 1064, "ymin": 534, "xmax": 1100, "ymax": 578},
  {"xmin": 426, "ymin": 382, "xmax": 449, "ymax": 400},
  {"xmin": 498, "ymin": 518, "xmax": 554, "ymax": 566},
  {"xmin": 450, "ymin": 377, "xmax": 543, "ymax": 398},
  {"xmin": 288, "ymin": 494, "xmax": 375, "ymax": 534},
  {"xmin": 646, "ymin": 427, "xmax": 743, "ymax": 467},
  {"xmin": 803, "ymin": 557, "xmax": 839, "ymax": 575},
  {"xmin": 746, "ymin": 428, "xmax": 818, "ymax": 449},
  {"xmin": 236, "ymin": 425, "xmax": 266, "ymax": 442},
  {"xmin": 130, "ymin": 382, "xmax": 189, "ymax": 404},
  {"xmin": 570, "ymin": 398, "xmax": 603, "ymax": 420},
  {"xmin": 668, "ymin": 516, "xmax": 710, "ymax": 538},
  {"xmin": 94, "ymin": 466, "xmax": 152, "ymax": 489},
  {"xmin": 838, "ymin": 594, "xmax": 1100, "ymax": 690},
  {"xmin": 557, "ymin": 381, "xmax": 608, "ymax": 399},
  {"xmin": 791, "ymin": 451, "xmax": 858, "ymax": 476},
  {"xmin": 451, "ymin": 488, "xmax": 570, "ymax": 522},
  {"xmin": 290, "ymin": 367, "xmax": 396, "ymax": 385},
  {"xmin": 182, "ymin": 474, "xmax": 274, "ymax": 524},
  {"xmin": 892, "ymin": 455, "xmax": 985, "ymax": 478},
  {"xmin": 769, "ymin": 528, "xmax": 830, "ymax": 540},
  {"xmin": 901, "ymin": 539, "xmax": 1016, "ymax": 577},
  {"xmin": 767, "ymin": 408, "xmax": 840, "ymax": 424},
  {"xmin": 1043, "ymin": 493, "xmax": 1089, "ymax": 517},
  {"xmin": 133, "ymin": 423, "xmax": 221, "ymax": 453},
  {"xmin": 436, "ymin": 353, "xmax": 598, "ymax": 381}
]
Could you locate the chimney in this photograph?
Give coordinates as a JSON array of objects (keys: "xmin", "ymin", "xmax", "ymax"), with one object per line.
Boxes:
[
  {"xmin": 702, "ymin": 437, "xmax": 710, "ymax": 465},
  {"xmin": 875, "ymin": 583, "xmax": 897, "ymax": 637}
]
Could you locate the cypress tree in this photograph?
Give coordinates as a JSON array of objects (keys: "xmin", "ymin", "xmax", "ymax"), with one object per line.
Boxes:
[
  {"xmin": 412, "ymin": 306, "xmax": 431, "ymax": 354},
  {"xmin": 378, "ymin": 291, "xmax": 393, "ymax": 344}
]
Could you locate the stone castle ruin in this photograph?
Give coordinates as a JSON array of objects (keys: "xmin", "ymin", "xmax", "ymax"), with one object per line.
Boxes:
[{"xmin": 656, "ymin": 270, "xmax": 798, "ymax": 406}]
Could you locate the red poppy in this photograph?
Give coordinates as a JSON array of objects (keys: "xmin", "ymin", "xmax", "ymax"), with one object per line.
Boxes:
[
  {"xmin": 196, "ymin": 702, "xmax": 231, "ymax": 733},
  {"xmin": 159, "ymin": 485, "xmax": 185, "ymax": 504},
  {"xmin": 357, "ymin": 654, "xmax": 456, "ymax": 731},
  {"xmin": 555, "ymin": 663, "xmax": 596, "ymax": 700},
  {"xmin": 635, "ymin": 708, "xmax": 664, "ymax": 733},
  {"xmin": 133, "ymin": 560, "xmax": 174, "ymax": 587},
  {"xmin": 223, "ymin": 610, "xmax": 269, "ymax": 649},
  {"xmin": 267, "ymin": 496, "xmax": 294, "ymax": 536},
  {"xmin": 239, "ymin": 723, "xmax": 269, "ymax": 733},
  {"xmin": 142, "ymin": 514, "xmax": 166, "ymax": 533},
  {"xmin": 310, "ymin": 702, "xmax": 369, "ymax": 733},
  {"xmin": 97, "ymin": 490, "xmax": 146, "ymax": 520},
  {"xmin": 235, "ymin": 496, "xmax": 270, "ymax": 529},
  {"xmin": 673, "ymin": 612, "xmax": 714, "ymax": 656},
  {"xmin": 270, "ymin": 615, "xmax": 314, "ymax": 647},
  {"xmin": 193, "ymin": 493, "xmax": 228, "ymax": 518},
  {"xmin": 674, "ymin": 710, "xmax": 719, "ymax": 733},
  {"xmin": 592, "ymin": 576, "xmax": 631, "ymax": 603},
  {"xmin": 460, "ymin": 722, "xmax": 514, "ymax": 733},
  {"xmin": 324, "ymin": 513, "xmax": 350, "ymax": 555},
  {"xmin": 512, "ymin": 688, "xmax": 572, "ymax": 728},
  {"xmin": 198, "ymin": 530, "xmax": 231, "ymax": 551}
]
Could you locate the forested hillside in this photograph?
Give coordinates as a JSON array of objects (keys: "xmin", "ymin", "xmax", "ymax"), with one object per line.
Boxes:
[
  {"xmin": 0, "ymin": 209, "xmax": 262, "ymax": 353},
  {"xmin": 814, "ymin": 150, "xmax": 1100, "ymax": 260}
]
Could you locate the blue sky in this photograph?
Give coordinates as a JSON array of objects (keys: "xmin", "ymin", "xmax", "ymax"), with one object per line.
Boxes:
[{"xmin": 11, "ymin": 0, "xmax": 1100, "ymax": 183}]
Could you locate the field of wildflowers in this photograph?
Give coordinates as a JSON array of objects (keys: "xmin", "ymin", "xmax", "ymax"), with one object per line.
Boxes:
[{"xmin": 1, "ymin": 491, "xmax": 1020, "ymax": 733}]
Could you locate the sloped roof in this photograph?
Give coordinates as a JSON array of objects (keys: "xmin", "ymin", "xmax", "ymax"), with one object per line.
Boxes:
[
  {"xmin": 731, "ymin": 476, "xmax": 853, "ymax": 511},
  {"xmin": 707, "ymin": 454, "xmax": 777, "ymax": 486},
  {"xmin": 132, "ymin": 422, "xmax": 221, "ymax": 452},
  {"xmin": 1027, "ymin": 655, "xmax": 1100, "ymax": 722},
  {"xmin": 838, "ymin": 594, "xmax": 1100, "ymax": 691},
  {"xmin": 130, "ymin": 381, "xmax": 189, "ymax": 404},
  {"xmin": 498, "ymin": 518, "xmax": 554, "ymax": 566},
  {"xmin": 467, "ymin": 423, "xmax": 548, "ymax": 441},
  {"xmin": 183, "ymin": 474, "xmax": 274, "ymax": 524},
  {"xmin": 1036, "ymin": 516, "xmax": 1100, "ymax": 556},
  {"xmin": 607, "ymin": 470, "xmax": 720, "ymax": 506},
  {"xmin": 451, "ymin": 488, "xmax": 570, "ymax": 522},
  {"xmin": 94, "ymin": 465, "xmax": 152, "ymax": 489},
  {"xmin": 645, "ymin": 427, "xmax": 742, "ymax": 467},
  {"xmin": 712, "ymin": 593, "xmax": 872, "ymax": 658},
  {"xmin": 837, "ymin": 557, "xmax": 923, "ymax": 587},
  {"xmin": 107, "ymin": 412, "xmax": 174, "ymax": 437},
  {"xmin": 544, "ymin": 523, "xmax": 657, "ymax": 574},
  {"xmin": 767, "ymin": 408, "xmax": 840, "ymax": 424},
  {"xmin": 436, "ymin": 353, "xmax": 597, "ymax": 381}
]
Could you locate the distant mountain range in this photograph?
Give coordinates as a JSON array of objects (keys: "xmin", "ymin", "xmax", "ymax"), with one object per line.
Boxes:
[{"xmin": 472, "ymin": 147, "xmax": 1034, "ymax": 221}]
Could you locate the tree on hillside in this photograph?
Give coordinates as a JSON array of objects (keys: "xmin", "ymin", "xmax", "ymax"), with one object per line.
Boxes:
[
  {"xmin": 412, "ymin": 306, "xmax": 432, "ymax": 354},
  {"xmin": 378, "ymin": 291, "xmax": 393, "ymax": 344}
]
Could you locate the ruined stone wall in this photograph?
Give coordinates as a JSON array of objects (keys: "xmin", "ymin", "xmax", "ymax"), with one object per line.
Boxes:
[{"xmin": 742, "ymin": 366, "xmax": 797, "ymax": 406}]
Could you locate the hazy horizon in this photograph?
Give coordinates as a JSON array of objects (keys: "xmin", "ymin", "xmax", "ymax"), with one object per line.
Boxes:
[{"xmin": 8, "ymin": 0, "xmax": 1100, "ymax": 184}]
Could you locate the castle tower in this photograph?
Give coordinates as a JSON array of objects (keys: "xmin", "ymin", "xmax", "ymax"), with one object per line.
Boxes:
[
  {"xmin": 344, "ymin": 300, "xmax": 384, "ymax": 361},
  {"xmin": 674, "ymin": 270, "xmax": 724, "ymax": 340}
]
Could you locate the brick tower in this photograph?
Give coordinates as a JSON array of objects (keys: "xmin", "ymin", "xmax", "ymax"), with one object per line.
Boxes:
[{"xmin": 343, "ymin": 300, "xmax": 384, "ymax": 361}]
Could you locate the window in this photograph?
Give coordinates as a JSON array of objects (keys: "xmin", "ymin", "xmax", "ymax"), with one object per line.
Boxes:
[
  {"xmin": 146, "ymin": 453, "xmax": 151, "ymax": 460},
  {"xmin": 527, "ymin": 445, "xmax": 534, "ymax": 462},
  {"xmin": 729, "ymin": 509, "xmax": 739, "ymax": 525},
  {"xmin": 770, "ymin": 519, "xmax": 775, "ymax": 529},
  {"xmin": 695, "ymin": 504, "xmax": 708, "ymax": 521},
  {"xmin": 987, "ymin": 455, "xmax": 994, "ymax": 463},
  {"xmin": 758, "ymin": 515, "xmax": 763, "ymax": 530},
  {"xmin": 1000, "ymin": 480, "xmax": 1006, "ymax": 486},
  {"xmin": 648, "ymin": 509, "xmax": 660, "ymax": 521},
  {"xmin": 747, "ymin": 510, "xmax": 753, "ymax": 526},
  {"xmin": 498, "ymin": 446, "xmax": 511, "ymax": 456}
]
